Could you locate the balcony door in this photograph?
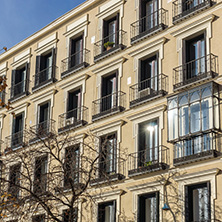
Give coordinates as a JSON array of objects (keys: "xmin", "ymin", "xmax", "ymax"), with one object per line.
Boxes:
[
  {"xmin": 67, "ymin": 88, "xmax": 81, "ymax": 121},
  {"xmin": 182, "ymin": 0, "xmax": 205, "ymax": 12},
  {"xmin": 140, "ymin": 0, "xmax": 159, "ymax": 32},
  {"xmin": 38, "ymin": 102, "xmax": 50, "ymax": 133},
  {"xmin": 185, "ymin": 34, "xmax": 205, "ymax": 80},
  {"xmin": 101, "ymin": 73, "xmax": 117, "ymax": 112},
  {"xmin": 103, "ymin": 14, "xmax": 119, "ymax": 50},
  {"xmin": 139, "ymin": 120, "xmax": 158, "ymax": 167},
  {"xmin": 12, "ymin": 113, "xmax": 24, "ymax": 147},
  {"xmin": 70, "ymin": 36, "xmax": 83, "ymax": 68},
  {"xmin": 100, "ymin": 133, "xmax": 117, "ymax": 176}
]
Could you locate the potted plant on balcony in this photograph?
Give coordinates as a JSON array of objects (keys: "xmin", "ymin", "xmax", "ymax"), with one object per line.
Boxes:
[{"xmin": 104, "ymin": 41, "xmax": 114, "ymax": 51}]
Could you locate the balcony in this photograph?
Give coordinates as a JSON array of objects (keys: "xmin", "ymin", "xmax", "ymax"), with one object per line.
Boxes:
[
  {"xmin": 128, "ymin": 145, "xmax": 169, "ymax": 177},
  {"xmin": 9, "ymin": 80, "xmax": 30, "ymax": 102},
  {"xmin": 131, "ymin": 8, "xmax": 168, "ymax": 44},
  {"xmin": 94, "ymin": 30, "xmax": 127, "ymax": 62},
  {"xmin": 58, "ymin": 106, "xmax": 88, "ymax": 133},
  {"xmin": 172, "ymin": 0, "xmax": 213, "ymax": 24},
  {"xmin": 29, "ymin": 119, "xmax": 55, "ymax": 143},
  {"xmin": 92, "ymin": 91, "xmax": 126, "ymax": 121},
  {"xmin": 129, "ymin": 74, "xmax": 168, "ymax": 107},
  {"xmin": 32, "ymin": 66, "xmax": 57, "ymax": 92},
  {"xmin": 173, "ymin": 132, "xmax": 222, "ymax": 166},
  {"xmin": 90, "ymin": 155, "xmax": 126, "ymax": 186},
  {"xmin": 61, "ymin": 49, "xmax": 90, "ymax": 78},
  {"xmin": 5, "ymin": 131, "xmax": 26, "ymax": 152},
  {"xmin": 173, "ymin": 54, "xmax": 218, "ymax": 91}
]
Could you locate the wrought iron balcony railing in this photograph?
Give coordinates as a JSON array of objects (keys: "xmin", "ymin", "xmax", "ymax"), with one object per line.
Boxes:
[
  {"xmin": 33, "ymin": 65, "xmax": 57, "ymax": 91},
  {"xmin": 128, "ymin": 145, "xmax": 169, "ymax": 177},
  {"xmin": 5, "ymin": 131, "xmax": 26, "ymax": 151},
  {"xmin": 92, "ymin": 91, "xmax": 126, "ymax": 121},
  {"xmin": 9, "ymin": 79, "xmax": 30, "ymax": 101},
  {"xmin": 173, "ymin": 54, "xmax": 218, "ymax": 90},
  {"xmin": 61, "ymin": 49, "xmax": 90, "ymax": 78},
  {"xmin": 94, "ymin": 30, "xmax": 127, "ymax": 62},
  {"xmin": 172, "ymin": 0, "xmax": 213, "ymax": 23},
  {"xmin": 90, "ymin": 155, "xmax": 126, "ymax": 186},
  {"xmin": 58, "ymin": 106, "xmax": 88, "ymax": 133},
  {"xmin": 131, "ymin": 8, "xmax": 168, "ymax": 44},
  {"xmin": 130, "ymin": 74, "xmax": 168, "ymax": 107},
  {"xmin": 29, "ymin": 119, "xmax": 56, "ymax": 143},
  {"xmin": 174, "ymin": 132, "xmax": 222, "ymax": 166}
]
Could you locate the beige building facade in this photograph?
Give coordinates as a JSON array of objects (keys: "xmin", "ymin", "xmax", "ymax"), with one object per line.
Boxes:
[{"xmin": 1, "ymin": 0, "xmax": 222, "ymax": 221}]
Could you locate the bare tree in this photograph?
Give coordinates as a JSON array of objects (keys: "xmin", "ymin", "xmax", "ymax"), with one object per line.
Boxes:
[{"xmin": 0, "ymin": 124, "xmax": 127, "ymax": 221}]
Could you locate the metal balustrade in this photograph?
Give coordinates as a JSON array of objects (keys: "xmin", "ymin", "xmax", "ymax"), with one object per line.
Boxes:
[
  {"xmin": 90, "ymin": 154, "xmax": 126, "ymax": 185},
  {"xmin": 33, "ymin": 65, "xmax": 57, "ymax": 91},
  {"xmin": 174, "ymin": 132, "xmax": 222, "ymax": 165},
  {"xmin": 94, "ymin": 30, "xmax": 127, "ymax": 62},
  {"xmin": 130, "ymin": 8, "xmax": 168, "ymax": 44},
  {"xmin": 61, "ymin": 49, "xmax": 90, "ymax": 78},
  {"xmin": 128, "ymin": 145, "xmax": 169, "ymax": 177},
  {"xmin": 5, "ymin": 131, "xmax": 26, "ymax": 151},
  {"xmin": 172, "ymin": 0, "xmax": 213, "ymax": 23},
  {"xmin": 9, "ymin": 79, "xmax": 29, "ymax": 101},
  {"xmin": 29, "ymin": 119, "xmax": 56, "ymax": 143},
  {"xmin": 92, "ymin": 91, "xmax": 126, "ymax": 121},
  {"xmin": 129, "ymin": 74, "xmax": 168, "ymax": 107},
  {"xmin": 58, "ymin": 106, "xmax": 88, "ymax": 133},
  {"xmin": 173, "ymin": 54, "xmax": 218, "ymax": 90}
]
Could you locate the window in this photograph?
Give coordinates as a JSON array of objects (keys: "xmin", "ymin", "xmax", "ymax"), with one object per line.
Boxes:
[
  {"xmin": 11, "ymin": 113, "xmax": 24, "ymax": 148},
  {"xmin": 63, "ymin": 208, "xmax": 78, "ymax": 222},
  {"xmin": 99, "ymin": 133, "xmax": 117, "ymax": 177},
  {"xmin": 184, "ymin": 34, "xmax": 205, "ymax": 80},
  {"xmin": 140, "ymin": 55, "xmax": 158, "ymax": 92},
  {"xmin": 67, "ymin": 88, "xmax": 81, "ymax": 120},
  {"xmin": 98, "ymin": 200, "xmax": 116, "ymax": 222},
  {"xmin": 101, "ymin": 73, "xmax": 117, "ymax": 112},
  {"xmin": 138, "ymin": 120, "xmax": 158, "ymax": 167},
  {"xmin": 103, "ymin": 14, "xmax": 119, "ymax": 50},
  {"xmin": 37, "ymin": 102, "xmax": 50, "ymax": 133},
  {"xmin": 138, "ymin": 192, "xmax": 159, "ymax": 222},
  {"xmin": 182, "ymin": 0, "xmax": 206, "ymax": 14},
  {"xmin": 69, "ymin": 35, "xmax": 83, "ymax": 68},
  {"xmin": 32, "ymin": 214, "xmax": 45, "ymax": 222},
  {"xmin": 140, "ymin": 0, "xmax": 159, "ymax": 32},
  {"xmin": 11, "ymin": 63, "xmax": 29, "ymax": 99},
  {"xmin": 168, "ymin": 83, "xmax": 219, "ymax": 141},
  {"xmin": 185, "ymin": 182, "xmax": 210, "ymax": 222},
  {"xmin": 64, "ymin": 145, "xmax": 80, "ymax": 188},
  {"xmin": 34, "ymin": 156, "xmax": 48, "ymax": 193},
  {"xmin": 8, "ymin": 164, "xmax": 21, "ymax": 198},
  {"xmin": 35, "ymin": 48, "xmax": 56, "ymax": 86}
]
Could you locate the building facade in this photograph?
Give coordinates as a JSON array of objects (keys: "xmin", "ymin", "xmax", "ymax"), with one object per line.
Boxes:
[{"xmin": 0, "ymin": 0, "xmax": 222, "ymax": 221}]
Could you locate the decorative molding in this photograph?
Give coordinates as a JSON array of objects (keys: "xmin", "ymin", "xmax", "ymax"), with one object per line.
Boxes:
[
  {"xmin": 0, "ymin": 62, "xmax": 8, "ymax": 75},
  {"xmin": 30, "ymin": 88, "xmax": 57, "ymax": 103},
  {"xmin": 11, "ymin": 49, "xmax": 31, "ymax": 67},
  {"xmin": 35, "ymin": 33, "xmax": 58, "ymax": 54},
  {"xmin": 127, "ymin": 180, "xmax": 163, "ymax": 191},
  {"xmin": 93, "ymin": 189, "xmax": 124, "ymax": 199}
]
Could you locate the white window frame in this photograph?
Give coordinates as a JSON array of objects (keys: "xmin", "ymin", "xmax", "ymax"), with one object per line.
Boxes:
[
  {"xmin": 174, "ymin": 168, "xmax": 219, "ymax": 222},
  {"xmin": 93, "ymin": 189, "xmax": 123, "ymax": 222},
  {"xmin": 171, "ymin": 14, "xmax": 214, "ymax": 66},
  {"xmin": 127, "ymin": 181, "xmax": 164, "ymax": 222}
]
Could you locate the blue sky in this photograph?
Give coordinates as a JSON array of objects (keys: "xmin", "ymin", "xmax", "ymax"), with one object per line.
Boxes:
[{"xmin": 0, "ymin": 0, "xmax": 85, "ymax": 51}]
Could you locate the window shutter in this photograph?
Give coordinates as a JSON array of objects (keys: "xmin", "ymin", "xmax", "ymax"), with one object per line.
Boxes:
[
  {"xmin": 103, "ymin": 20, "xmax": 108, "ymax": 52},
  {"xmin": 116, "ymin": 13, "xmax": 120, "ymax": 44},
  {"xmin": 11, "ymin": 70, "xmax": 16, "ymax": 98},
  {"xmin": 25, "ymin": 63, "xmax": 29, "ymax": 92},
  {"xmin": 207, "ymin": 182, "xmax": 211, "ymax": 220},
  {"xmin": 35, "ymin": 56, "xmax": 41, "ymax": 85},
  {"xmin": 51, "ymin": 48, "xmax": 56, "ymax": 79},
  {"xmin": 113, "ymin": 200, "xmax": 116, "ymax": 222},
  {"xmin": 185, "ymin": 185, "xmax": 189, "ymax": 222},
  {"xmin": 12, "ymin": 115, "xmax": 16, "ymax": 134},
  {"xmin": 156, "ymin": 192, "xmax": 159, "ymax": 222}
]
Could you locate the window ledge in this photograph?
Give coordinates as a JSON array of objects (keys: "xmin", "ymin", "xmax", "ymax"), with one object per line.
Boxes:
[
  {"xmin": 61, "ymin": 62, "xmax": 89, "ymax": 79},
  {"xmin": 128, "ymin": 163, "xmax": 169, "ymax": 178},
  {"xmin": 58, "ymin": 120, "xmax": 87, "ymax": 134},
  {"xmin": 9, "ymin": 91, "xmax": 29, "ymax": 103},
  {"xmin": 173, "ymin": 150, "xmax": 221, "ymax": 166},
  {"xmin": 90, "ymin": 173, "xmax": 125, "ymax": 187},
  {"xmin": 94, "ymin": 44, "xmax": 125, "ymax": 63},
  {"xmin": 32, "ymin": 78, "xmax": 57, "ymax": 93}
]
